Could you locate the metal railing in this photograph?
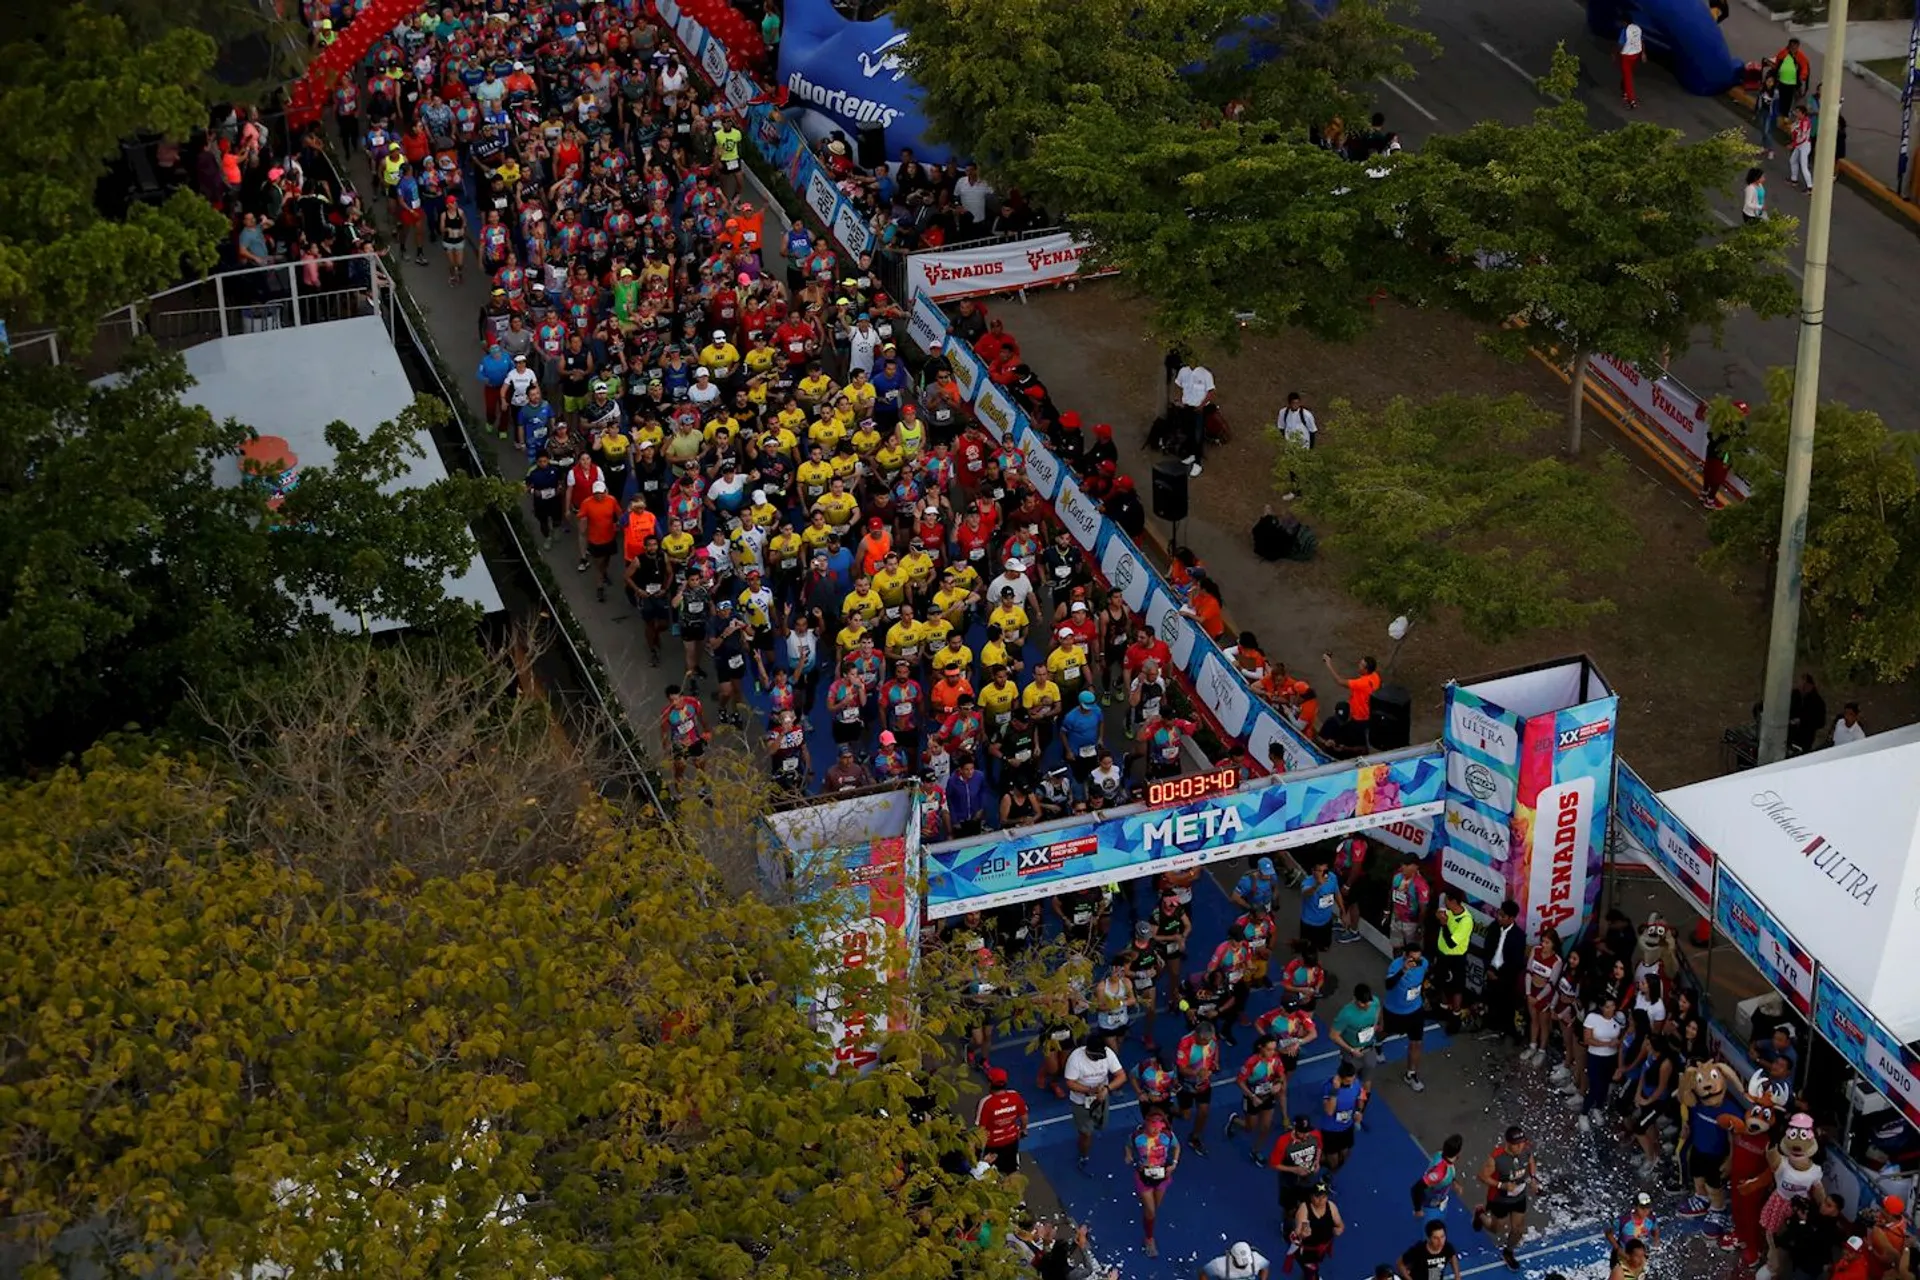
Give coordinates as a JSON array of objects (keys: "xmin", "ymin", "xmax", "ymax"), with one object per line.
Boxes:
[{"xmin": 7, "ymin": 255, "xmax": 397, "ymax": 370}]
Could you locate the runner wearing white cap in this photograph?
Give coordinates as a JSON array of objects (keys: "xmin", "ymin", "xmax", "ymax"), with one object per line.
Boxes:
[{"xmin": 1202, "ymin": 1241, "xmax": 1271, "ymax": 1280}]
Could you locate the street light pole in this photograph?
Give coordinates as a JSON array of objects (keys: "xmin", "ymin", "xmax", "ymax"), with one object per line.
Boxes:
[{"xmin": 1758, "ymin": 2, "xmax": 1850, "ymax": 766}]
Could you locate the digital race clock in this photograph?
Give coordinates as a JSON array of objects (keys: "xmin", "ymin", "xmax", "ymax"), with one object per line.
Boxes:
[{"xmin": 1146, "ymin": 765, "xmax": 1242, "ymax": 809}]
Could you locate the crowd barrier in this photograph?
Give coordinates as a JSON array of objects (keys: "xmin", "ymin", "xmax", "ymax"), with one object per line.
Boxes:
[
  {"xmin": 907, "ymin": 230, "xmax": 1115, "ymax": 303},
  {"xmin": 656, "ymin": 0, "xmax": 878, "ymax": 263}
]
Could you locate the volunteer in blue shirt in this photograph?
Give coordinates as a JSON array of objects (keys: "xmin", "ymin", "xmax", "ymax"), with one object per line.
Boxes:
[
  {"xmin": 1299, "ymin": 855, "xmax": 1342, "ymax": 952},
  {"xmin": 1383, "ymin": 938, "xmax": 1431, "ymax": 1094},
  {"xmin": 475, "ymin": 344, "xmax": 512, "ymax": 426},
  {"xmin": 1233, "ymin": 856, "xmax": 1279, "ymax": 913},
  {"xmin": 518, "ymin": 389, "xmax": 556, "ymax": 463},
  {"xmin": 1061, "ymin": 691, "xmax": 1105, "ymax": 788},
  {"xmin": 1320, "ymin": 1060, "xmax": 1366, "ymax": 1174}
]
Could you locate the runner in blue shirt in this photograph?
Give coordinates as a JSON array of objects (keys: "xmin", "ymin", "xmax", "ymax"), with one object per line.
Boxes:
[
  {"xmin": 1320, "ymin": 1061, "xmax": 1365, "ymax": 1175},
  {"xmin": 1383, "ymin": 939, "xmax": 1431, "ymax": 1093},
  {"xmin": 1232, "ymin": 856, "xmax": 1279, "ymax": 913},
  {"xmin": 1299, "ymin": 855, "xmax": 1342, "ymax": 952}
]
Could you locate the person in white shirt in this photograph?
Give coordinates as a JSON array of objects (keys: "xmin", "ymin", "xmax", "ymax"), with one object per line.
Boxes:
[
  {"xmin": 1276, "ymin": 391, "xmax": 1317, "ymax": 499},
  {"xmin": 847, "ymin": 315, "xmax": 883, "ymax": 375},
  {"xmin": 1742, "ymin": 167, "xmax": 1768, "ymax": 223},
  {"xmin": 1831, "ymin": 702, "xmax": 1869, "ymax": 746},
  {"xmin": 953, "ymin": 162, "xmax": 995, "ymax": 227},
  {"xmin": 987, "ymin": 559, "xmax": 1036, "ymax": 613},
  {"xmin": 688, "ymin": 367, "xmax": 722, "ymax": 409},
  {"xmin": 1617, "ymin": 19, "xmax": 1643, "ymax": 109},
  {"xmin": 1171, "ymin": 358, "xmax": 1216, "ymax": 477},
  {"xmin": 1064, "ymin": 1032, "xmax": 1126, "ymax": 1171},
  {"xmin": 1203, "ymin": 1241, "xmax": 1271, "ymax": 1280}
]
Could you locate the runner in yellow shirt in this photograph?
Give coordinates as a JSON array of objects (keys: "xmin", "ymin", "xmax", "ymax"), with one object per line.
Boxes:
[
  {"xmin": 873, "ymin": 553, "xmax": 913, "ymax": 621},
  {"xmin": 796, "ymin": 447, "xmax": 834, "ymax": 509},
  {"xmin": 797, "ymin": 367, "xmax": 836, "ymax": 409},
  {"xmin": 976, "ymin": 665, "xmax": 1022, "ymax": 739},
  {"xmin": 927, "ymin": 630, "xmax": 969, "ymax": 675},
  {"xmin": 989, "ymin": 593, "xmax": 1031, "ymax": 648},
  {"xmin": 1023, "ymin": 669, "xmax": 1065, "ymax": 749},
  {"xmin": 800, "ymin": 508, "xmax": 834, "ymax": 553},
  {"xmin": 1047, "ymin": 628, "xmax": 1093, "ymax": 704},
  {"xmin": 843, "ymin": 575, "xmax": 885, "ymax": 629},
  {"xmin": 981, "ymin": 626, "xmax": 1022, "ymax": 678},
  {"xmin": 745, "ymin": 491, "xmax": 782, "ymax": 532},
  {"xmin": 809, "ymin": 413, "xmax": 847, "ymax": 454},
  {"xmin": 932, "ymin": 570, "xmax": 977, "ymax": 633},
  {"xmin": 816, "ymin": 482, "xmax": 859, "ymax": 536},
  {"xmin": 661, "ymin": 519, "xmax": 696, "ymax": 576},
  {"xmin": 885, "ymin": 605, "xmax": 929, "ymax": 668},
  {"xmin": 850, "ymin": 418, "xmax": 884, "ymax": 461}
]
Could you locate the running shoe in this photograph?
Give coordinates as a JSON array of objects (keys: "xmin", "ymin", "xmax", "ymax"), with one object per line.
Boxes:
[
  {"xmin": 1077, "ymin": 1156, "xmax": 1091, "ymax": 1177},
  {"xmin": 1472, "ymin": 1209, "xmax": 1487, "ymax": 1234},
  {"xmin": 1405, "ymin": 1071, "xmax": 1426, "ymax": 1093},
  {"xmin": 1502, "ymin": 1246, "xmax": 1520, "ymax": 1271},
  {"xmin": 1144, "ymin": 1240, "xmax": 1158, "ymax": 1258},
  {"xmin": 1189, "ymin": 1137, "xmax": 1209, "ymax": 1157},
  {"xmin": 1224, "ymin": 1113, "xmax": 1243, "ymax": 1138},
  {"xmin": 1719, "ymin": 1232, "xmax": 1742, "ymax": 1251},
  {"xmin": 1549, "ymin": 1064, "xmax": 1572, "ymax": 1082},
  {"xmin": 1576, "ymin": 1114, "xmax": 1591, "ymax": 1134},
  {"xmin": 1677, "ymin": 1195, "xmax": 1711, "ymax": 1217},
  {"xmin": 1333, "ymin": 926, "xmax": 1362, "ymax": 945}
]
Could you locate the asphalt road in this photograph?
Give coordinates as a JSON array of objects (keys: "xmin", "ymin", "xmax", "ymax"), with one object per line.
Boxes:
[{"xmin": 1378, "ymin": 0, "xmax": 1920, "ymax": 428}]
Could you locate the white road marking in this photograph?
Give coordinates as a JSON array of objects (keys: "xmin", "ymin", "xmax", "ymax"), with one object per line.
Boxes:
[
  {"xmin": 1479, "ymin": 41, "xmax": 1557, "ymax": 97},
  {"xmin": 1378, "ymin": 77, "xmax": 1439, "ymax": 123}
]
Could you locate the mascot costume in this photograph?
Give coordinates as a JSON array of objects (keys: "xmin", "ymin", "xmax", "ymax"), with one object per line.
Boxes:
[
  {"xmin": 1726, "ymin": 1101, "xmax": 1778, "ymax": 1265},
  {"xmin": 1759, "ymin": 1113, "xmax": 1827, "ymax": 1278},
  {"xmin": 1633, "ymin": 914, "xmax": 1680, "ymax": 989},
  {"xmin": 1678, "ymin": 1061, "xmax": 1744, "ymax": 1219}
]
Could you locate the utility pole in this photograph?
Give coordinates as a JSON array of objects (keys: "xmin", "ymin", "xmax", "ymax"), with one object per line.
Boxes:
[{"xmin": 1758, "ymin": 3, "xmax": 1850, "ymax": 766}]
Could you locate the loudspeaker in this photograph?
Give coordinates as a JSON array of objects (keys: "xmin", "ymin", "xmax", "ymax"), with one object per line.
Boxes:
[
  {"xmin": 1366, "ymin": 683, "xmax": 1413, "ymax": 751},
  {"xmin": 1150, "ymin": 460, "xmax": 1189, "ymax": 523},
  {"xmin": 856, "ymin": 123, "xmax": 887, "ymax": 169}
]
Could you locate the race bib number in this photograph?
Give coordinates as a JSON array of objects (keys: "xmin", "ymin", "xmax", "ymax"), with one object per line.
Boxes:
[
  {"xmin": 1063, "ymin": 664, "xmax": 1082, "ymax": 682},
  {"xmin": 1055, "ymin": 564, "xmax": 1072, "ymax": 579},
  {"xmin": 838, "ymin": 707, "xmax": 862, "ymax": 724},
  {"xmin": 686, "ymin": 600, "xmax": 705, "ymax": 614},
  {"xmin": 1078, "ymin": 744, "xmax": 1097, "ymax": 758}
]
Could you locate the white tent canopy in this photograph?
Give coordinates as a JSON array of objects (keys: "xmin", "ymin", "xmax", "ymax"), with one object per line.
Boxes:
[{"xmin": 1662, "ymin": 723, "xmax": 1920, "ymax": 1041}]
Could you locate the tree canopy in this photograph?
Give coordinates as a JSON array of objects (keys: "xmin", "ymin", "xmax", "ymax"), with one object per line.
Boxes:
[
  {"xmin": 1, "ymin": 645, "xmax": 1062, "ymax": 1279},
  {"xmin": 890, "ymin": 0, "xmax": 1431, "ymax": 344},
  {"xmin": 0, "ymin": 6, "xmax": 229, "ymax": 341},
  {"xmin": 1408, "ymin": 48, "xmax": 1799, "ymax": 452},
  {"xmin": 1286, "ymin": 392, "xmax": 1639, "ymax": 640},
  {"xmin": 0, "ymin": 347, "xmax": 514, "ymax": 772},
  {"xmin": 1705, "ymin": 369, "xmax": 1920, "ymax": 681}
]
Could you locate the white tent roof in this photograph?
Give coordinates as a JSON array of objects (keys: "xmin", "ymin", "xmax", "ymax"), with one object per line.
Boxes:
[{"xmin": 1662, "ymin": 722, "xmax": 1920, "ymax": 1040}]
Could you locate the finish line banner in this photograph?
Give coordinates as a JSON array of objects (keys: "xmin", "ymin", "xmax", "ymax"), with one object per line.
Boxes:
[
  {"xmin": 925, "ymin": 751, "xmax": 1444, "ymax": 918},
  {"xmin": 907, "ymin": 232, "xmax": 1113, "ymax": 303}
]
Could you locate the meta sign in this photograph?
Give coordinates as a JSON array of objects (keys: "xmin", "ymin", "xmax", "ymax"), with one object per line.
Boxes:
[{"xmin": 925, "ymin": 750, "xmax": 1445, "ymax": 917}]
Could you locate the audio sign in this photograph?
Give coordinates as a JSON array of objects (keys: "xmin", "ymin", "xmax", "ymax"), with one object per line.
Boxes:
[{"xmin": 1147, "ymin": 765, "xmax": 1241, "ymax": 809}]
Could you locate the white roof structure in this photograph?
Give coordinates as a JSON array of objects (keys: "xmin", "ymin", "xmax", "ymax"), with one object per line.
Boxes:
[
  {"xmin": 179, "ymin": 316, "xmax": 502, "ymax": 632},
  {"xmin": 1662, "ymin": 722, "xmax": 1920, "ymax": 1040}
]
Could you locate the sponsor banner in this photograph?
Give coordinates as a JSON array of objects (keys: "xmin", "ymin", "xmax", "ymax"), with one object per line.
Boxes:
[
  {"xmin": 907, "ymin": 289, "xmax": 949, "ymax": 355},
  {"xmin": 833, "ymin": 199, "xmax": 873, "ymax": 258},
  {"xmin": 699, "ymin": 31, "xmax": 730, "ymax": 83},
  {"xmin": 809, "ymin": 835, "xmax": 912, "ymax": 1073},
  {"xmin": 1446, "ymin": 686, "xmax": 1523, "ymax": 770},
  {"xmin": 907, "ymin": 231, "xmax": 1109, "ymax": 302},
  {"xmin": 805, "ymin": 166, "xmax": 840, "ymax": 231},
  {"xmin": 1535, "ymin": 698, "xmax": 1617, "ymax": 942},
  {"xmin": 1714, "ymin": 866, "xmax": 1816, "ymax": 1014},
  {"xmin": 1143, "ymin": 590, "xmax": 1200, "ymax": 677},
  {"xmin": 1445, "ymin": 799, "xmax": 1512, "ymax": 865},
  {"xmin": 945, "ymin": 339, "xmax": 985, "ymax": 405},
  {"xmin": 676, "ymin": 14, "xmax": 705, "ymax": 53},
  {"xmin": 777, "ymin": 0, "xmax": 950, "ymax": 164},
  {"xmin": 725, "ymin": 70, "xmax": 757, "ymax": 111},
  {"xmin": 1055, "ymin": 473, "xmax": 1104, "ymax": 551},
  {"xmin": 1371, "ymin": 817, "xmax": 1438, "ymax": 860},
  {"xmin": 1193, "ymin": 648, "xmax": 1255, "ymax": 744},
  {"xmin": 973, "ymin": 379, "xmax": 1019, "ymax": 443},
  {"xmin": 1023, "ymin": 432, "xmax": 1065, "ymax": 504},
  {"xmin": 657, "ymin": 0, "xmax": 680, "ymax": 23},
  {"xmin": 1099, "ymin": 533, "xmax": 1154, "ymax": 614},
  {"xmin": 1815, "ymin": 970, "xmax": 1920, "ymax": 1132},
  {"xmin": 745, "ymin": 103, "xmax": 806, "ymax": 188},
  {"xmin": 927, "ymin": 753, "xmax": 1447, "ymax": 915},
  {"xmin": 1585, "ymin": 353, "xmax": 1751, "ymax": 501},
  {"xmin": 1447, "ymin": 751, "xmax": 1515, "ymax": 816},
  {"xmin": 1524, "ymin": 777, "xmax": 1595, "ymax": 943},
  {"xmin": 1445, "ymin": 844, "xmax": 1509, "ymax": 912},
  {"xmin": 1613, "ymin": 760, "xmax": 1714, "ymax": 914},
  {"xmin": 1248, "ymin": 709, "xmax": 1321, "ymax": 777}
]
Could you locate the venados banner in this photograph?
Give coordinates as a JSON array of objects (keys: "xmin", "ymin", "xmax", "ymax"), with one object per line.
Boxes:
[
  {"xmin": 908, "ymin": 232, "xmax": 1117, "ymax": 303},
  {"xmin": 925, "ymin": 749, "xmax": 1445, "ymax": 918}
]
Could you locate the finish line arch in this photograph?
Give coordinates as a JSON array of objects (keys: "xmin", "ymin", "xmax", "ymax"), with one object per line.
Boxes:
[{"xmin": 924, "ymin": 746, "xmax": 1445, "ymax": 920}]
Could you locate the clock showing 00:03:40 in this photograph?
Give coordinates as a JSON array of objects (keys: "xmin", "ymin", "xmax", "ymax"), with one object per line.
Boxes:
[{"xmin": 1146, "ymin": 765, "xmax": 1241, "ymax": 809}]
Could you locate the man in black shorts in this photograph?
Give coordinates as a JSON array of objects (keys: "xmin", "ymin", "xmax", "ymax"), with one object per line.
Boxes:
[
  {"xmin": 1472, "ymin": 1126, "xmax": 1536, "ymax": 1272},
  {"xmin": 1270, "ymin": 1114, "xmax": 1324, "ymax": 1226}
]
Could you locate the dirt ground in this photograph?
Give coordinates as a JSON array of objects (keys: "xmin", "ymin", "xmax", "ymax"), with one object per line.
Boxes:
[{"xmin": 1005, "ymin": 285, "xmax": 1919, "ymax": 789}]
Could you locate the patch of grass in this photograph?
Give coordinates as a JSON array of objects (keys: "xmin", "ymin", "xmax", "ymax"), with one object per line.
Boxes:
[{"xmin": 1862, "ymin": 57, "xmax": 1914, "ymax": 89}]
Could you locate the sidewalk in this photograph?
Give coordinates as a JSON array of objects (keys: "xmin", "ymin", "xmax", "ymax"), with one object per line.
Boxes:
[{"xmin": 1724, "ymin": 3, "xmax": 1917, "ymax": 198}]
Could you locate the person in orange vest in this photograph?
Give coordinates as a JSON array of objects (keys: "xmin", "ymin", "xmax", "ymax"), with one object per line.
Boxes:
[
  {"xmin": 730, "ymin": 198, "xmax": 766, "ymax": 257},
  {"xmin": 856, "ymin": 516, "xmax": 893, "ymax": 578}
]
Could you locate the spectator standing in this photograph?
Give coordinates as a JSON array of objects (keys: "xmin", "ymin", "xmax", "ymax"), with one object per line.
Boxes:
[
  {"xmin": 1322, "ymin": 653, "xmax": 1382, "ymax": 736},
  {"xmin": 954, "ymin": 163, "xmax": 996, "ymax": 231},
  {"xmin": 1787, "ymin": 105, "xmax": 1813, "ymax": 192},
  {"xmin": 1743, "ymin": 168, "xmax": 1769, "ymax": 224},
  {"xmin": 1831, "ymin": 702, "xmax": 1868, "ymax": 746},
  {"xmin": 1172, "ymin": 356, "xmax": 1217, "ymax": 477},
  {"xmin": 976, "ymin": 1067, "xmax": 1029, "ymax": 1174},
  {"xmin": 1787, "ymin": 674, "xmax": 1825, "ymax": 754},
  {"xmin": 1616, "ymin": 19, "xmax": 1643, "ymax": 109},
  {"xmin": 1065, "ymin": 1032, "xmax": 1127, "ymax": 1174},
  {"xmin": 1771, "ymin": 37, "xmax": 1810, "ymax": 116},
  {"xmin": 1202, "ymin": 1241, "xmax": 1271, "ymax": 1280},
  {"xmin": 947, "ymin": 756, "xmax": 992, "ymax": 836},
  {"xmin": 1477, "ymin": 900, "xmax": 1527, "ymax": 1044},
  {"xmin": 1277, "ymin": 392, "xmax": 1317, "ymax": 499}
]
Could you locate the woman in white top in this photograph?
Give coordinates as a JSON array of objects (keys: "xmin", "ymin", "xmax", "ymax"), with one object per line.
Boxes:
[
  {"xmin": 1632, "ymin": 972, "xmax": 1670, "ymax": 1036},
  {"xmin": 1577, "ymin": 993, "xmax": 1626, "ymax": 1130},
  {"xmin": 1742, "ymin": 167, "xmax": 1769, "ymax": 223},
  {"xmin": 1523, "ymin": 931, "xmax": 1564, "ymax": 1067}
]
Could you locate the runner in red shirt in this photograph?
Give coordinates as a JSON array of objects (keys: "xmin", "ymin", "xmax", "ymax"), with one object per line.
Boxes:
[
  {"xmin": 952, "ymin": 507, "xmax": 993, "ymax": 573},
  {"xmin": 1126, "ymin": 626, "xmax": 1174, "ymax": 681},
  {"xmin": 955, "ymin": 428, "xmax": 991, "ymax": 497},
  {"xmin": 773, "ymin": 315, "xmax": 815, "ymax": 368},
  {"xmin": 976, "ymin": 1067, "xmax": 1030, "ymax": 1174}
]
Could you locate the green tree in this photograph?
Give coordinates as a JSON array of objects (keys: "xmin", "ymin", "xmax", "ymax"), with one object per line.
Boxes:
[
  {"xmin": 0, "ymin": 7, "xmax": 229, "ymax": 342},
  {"xmin": 0, "ymin": 648, "xmax": 1065, "ymax": 1279},
  {"xmin": 0, "ymin": 347, "xmax": 514, "ymax": 772},
  {"xmin": 1409, "ymin": 47, "xmax": 1799, "ymax": 453},
  {"xmin": 1031, "ymin": 98, "xmax": 1419, "ymax": 344},
  {"xmin": 1704, "ymin": 369, "xmax": 1920, "ymax": 680},
  {"xmin": 1286, "ymin": 392, "xmax": 1639, "ymax": 640}
]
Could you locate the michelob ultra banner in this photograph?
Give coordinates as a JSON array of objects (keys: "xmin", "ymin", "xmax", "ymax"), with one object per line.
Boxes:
[
  {"xmin": 1439, "ymin": 683, "xmax": 1525, "ymax": 915},
  {"xmin": 926, "ymin": 749, "xmax": 1445, "ymax": 917}
]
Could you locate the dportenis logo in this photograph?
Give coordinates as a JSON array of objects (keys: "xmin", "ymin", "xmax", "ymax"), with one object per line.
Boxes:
[{"xmin": 784, "ymin": 72, "xmax": 903, "ymax": 128}]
